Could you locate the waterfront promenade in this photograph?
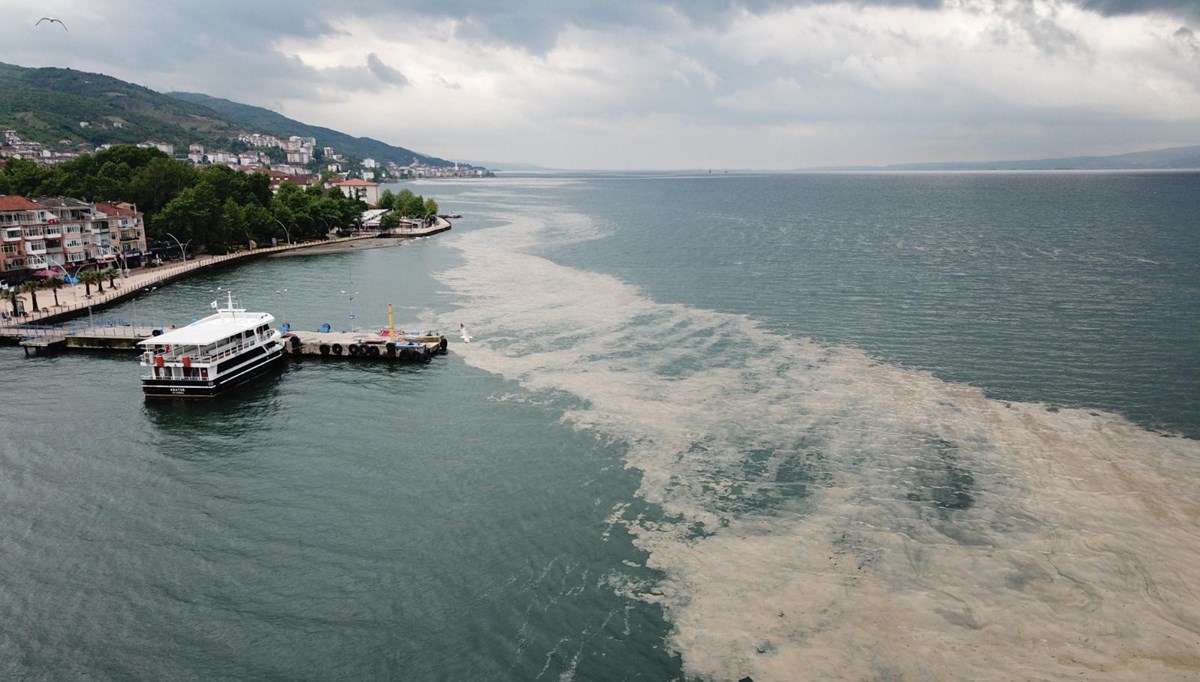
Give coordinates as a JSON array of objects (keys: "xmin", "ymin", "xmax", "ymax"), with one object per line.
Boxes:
[{"xmin": 0, "ymin": 235, "xmax": 373, "ymax": 328}]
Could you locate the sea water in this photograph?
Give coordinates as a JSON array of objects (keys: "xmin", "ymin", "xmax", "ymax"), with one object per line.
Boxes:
[{"xmin": 1, "ymin": 172, "xmax": 1197, "ymax": 681}]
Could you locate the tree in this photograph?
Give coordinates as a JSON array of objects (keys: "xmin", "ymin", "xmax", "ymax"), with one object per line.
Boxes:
[
  {"xmin": 44, "ymin": 276, "xmax": 63, "ymax": 307},
  {"xmin": 220, "ymin": 198, "xmax": 248, "ymax": 251},
  {"xmin": 0, "ymin": 158, "xmax": 52, "ymax": 196},
  {"xmin": 78, "ymin": 269, "xmax": 98, "ymax": 297},
  {"xmin": 395, "ymin": 189, "xmax": 417, "ymax": 216},
  {"xmin": 378, "ymin": 189, "xmax": 396, "ymax": 210},
  {"xmin": 423, "ymin": 198, "xmax": 439, "ymax": 218},
  {"xmin": 19, "ymin": 280, "xmax": 40, "ymax": 312},
  {"xmin": 7, "ymin": 286, "xmax": 20, "ymax": 316},
  {"xmin": 104, "ymin": 267, "xmax": 118, "ymax": 288},
  {"xmin": 380, "ymin": 212, "xmax": 401, "ymax": 230},
  {"xmin": 243, "ymin": 204, "xmax": 275, "ymax": 244},
  {"xmin": 129, "ymin": 156, "xmax": 198, "ymax": 217},
  {"xmin": 151, "ymin": 183, "xmax": 221, "ymax": 251}
]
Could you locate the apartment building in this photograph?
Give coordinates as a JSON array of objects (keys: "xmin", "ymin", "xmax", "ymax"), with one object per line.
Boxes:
[
  {"xmin": 329, "ymin": 178, "xmax": 380, "ymax": 206},
  {"xmin": 93, "ymin": 201, "xmax": 148, "ymax": 267},
  {"xmin": 0, "ymin": 195, "xmax": 55, "ymax": 281},
  {"xmin": 0, "ymin": 195, "xmax": 147, "ymax": 283}
]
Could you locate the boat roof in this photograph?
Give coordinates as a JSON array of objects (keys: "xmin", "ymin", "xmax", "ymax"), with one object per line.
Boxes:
[{"xmin": 139, "ymin": 307, "xmax": 274, "ymax": 347}]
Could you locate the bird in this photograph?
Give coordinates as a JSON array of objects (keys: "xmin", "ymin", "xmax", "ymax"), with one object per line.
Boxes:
[
  {"xmin": 36, "ymin": 17, "xmax": 68, "ymax": 31},
  {"xmin": 459, "ymin": 323, "xmax": 472, "ymax": 343}
]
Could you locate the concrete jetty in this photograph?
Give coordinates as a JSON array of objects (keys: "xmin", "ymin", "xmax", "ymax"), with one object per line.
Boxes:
[
  {"xmin": 5, "ymin": 324, "xmax": 448, "ymax": 362},
  {"xmin": 282, "ymin": 330, "xmax": 448, "ymax": 361}
]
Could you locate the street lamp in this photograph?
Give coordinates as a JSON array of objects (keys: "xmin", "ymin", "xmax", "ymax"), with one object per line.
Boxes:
[
  {"xmin": 94, "ymin": 243, "xmax": 129, "ymax": 278},
  {"xmin": 165, "ymin": 232, "xmax": 191, "ymax": 263},
  {"xmin": 317, "ymin": 216, "xmax": 333, "ymax": 237},
  {"xmin": 275, "ymin": 288, "xmax": 289, "ymax": 329},
  {"xmin": 272, "ymin": 218, "xmax": 292, "ymax": 245}
]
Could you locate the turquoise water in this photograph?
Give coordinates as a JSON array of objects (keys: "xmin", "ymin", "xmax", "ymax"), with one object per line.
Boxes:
[{"xmin": 1, "ymin": 172, "xmax": 1198, "ymax": 681}]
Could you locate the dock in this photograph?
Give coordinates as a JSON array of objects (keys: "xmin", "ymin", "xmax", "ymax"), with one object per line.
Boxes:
[
  {"xmin": 283, "ymin": 330, "xmax": 448, "ymax": 361},
  {"xmin": 4, "ymin": 324, "xmax": 448, "ymax": 361}
]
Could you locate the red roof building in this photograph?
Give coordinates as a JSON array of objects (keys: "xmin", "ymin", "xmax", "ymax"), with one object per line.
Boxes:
[{"xmin": 0, "ymin": 195, "xmax": 49, "ymax": 279}]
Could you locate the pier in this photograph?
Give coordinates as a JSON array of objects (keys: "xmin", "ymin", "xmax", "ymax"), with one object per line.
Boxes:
[
  {"xmin": 5, "ymin": 324, "xmax": 448, "ymax": 362},
  {"xmin": 283, "ymin": 330, "xmax": 448, "ymax": 361}
]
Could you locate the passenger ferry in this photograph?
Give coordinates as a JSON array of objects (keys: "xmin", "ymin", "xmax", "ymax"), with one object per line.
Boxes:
[{"xmin": 138, "ymin": 292, "xmax": 285, "ymax": 399}]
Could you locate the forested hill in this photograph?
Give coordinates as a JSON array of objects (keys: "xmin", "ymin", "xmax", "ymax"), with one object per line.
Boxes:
[
  {"xmin": 167, "ymin": 92, "xmax": 456, "ymax": 168},
  {"xmin": 0, "ymin": 61, "xmax": 240, "ymax": 148},
  {"xmin": 0, "ymin": 61, "xmax": 460, "ymax": 168}
]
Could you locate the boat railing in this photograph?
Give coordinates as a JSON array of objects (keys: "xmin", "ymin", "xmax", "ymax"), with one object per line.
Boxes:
[{"xmin": 146, "ymin": 336, "xmax": 273, "ymax": 366}]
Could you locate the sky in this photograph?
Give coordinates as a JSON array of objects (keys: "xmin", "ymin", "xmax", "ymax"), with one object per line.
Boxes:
[{"xmin": 4, "ymin": 0, "xmax": 1200, "ymax": 169}]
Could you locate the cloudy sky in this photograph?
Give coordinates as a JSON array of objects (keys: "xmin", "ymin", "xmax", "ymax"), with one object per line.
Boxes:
[{"xmin": 5, "ymin": 0, "xmax": 1199, "ymax": 169}]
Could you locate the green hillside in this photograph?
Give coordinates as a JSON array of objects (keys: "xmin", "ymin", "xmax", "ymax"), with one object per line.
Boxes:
[
  {"xmin": 168, "ymin": 92, "xmax": 459, "ymax": 168},
  {"xmin": 0, "ymin": 62, "xmax": 243, "ymax": 149},
  {"xmin": 0, "ymin": 62, "xmax": 462, "ymax": 168}
]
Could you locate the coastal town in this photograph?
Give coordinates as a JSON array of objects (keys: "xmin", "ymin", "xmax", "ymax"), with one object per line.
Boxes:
[
  {"xmin": 1, "ymin": 128, "xmax": 490, "ymax": 182},
  {"xmin": 0, "ymin": 125, "xmax": 472, "ymax": 311}
]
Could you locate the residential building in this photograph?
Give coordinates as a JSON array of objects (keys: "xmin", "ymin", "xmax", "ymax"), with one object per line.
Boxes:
[
  {"xmin": 140, "ymin": 141, "xmax": 175, "ymax": 156},
  {"xmin": 92, "ymin": 201, "xmax": 148, "ymax": 266},
  {"xmin": 1, "ymin": 195, "xmax": 148, "ymax": 281},
  {"xmin": 0, "ymin": 195, "xmax": 54, "ymax": 281},
  {"xmin": 34, "ymin": 196, "xmax": 100, "ymax": 269},
  {"xmin": 330, "ymin": 178, "xmax": 381, "ymax": 206}
]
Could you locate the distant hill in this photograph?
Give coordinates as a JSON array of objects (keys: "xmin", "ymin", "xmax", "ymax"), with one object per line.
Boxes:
[
  {"xmin": 813, "ymin": 146, "xmax": 1200, "ymax": 172},
  {"xmin": 168, "ymin": 92, "xmax": 459, "ymax": 168},
  {"xmin": 0, "ymin": 61, "xmax": 242, "ymax": 149},
  {"xmin": 0, "ymin": 61, "xmax": 462, "ymax": 168}
]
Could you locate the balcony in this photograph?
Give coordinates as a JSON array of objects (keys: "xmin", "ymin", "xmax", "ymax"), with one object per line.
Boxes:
[
  {"xmin": 3, "ymin": 230, "xmax": 21, "ymax": 242},
  {"xmin": 26, "ymin": 256, "xmax": 47, "ymax": 268},
  {"xmin": 44, "ymin": 227, "xmax": 62, "ymax": 238},
  {"xmin": 25, "ymin": 241, "xmax": 47, "ymax": 255}
]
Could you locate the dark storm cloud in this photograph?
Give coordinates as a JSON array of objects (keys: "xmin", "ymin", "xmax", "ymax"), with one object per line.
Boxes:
[
  {"xmin": 1074, "ymin": 0, "xmax": 1200, "ymax": 20},
  {"xmin": 354, "ymin": 0, "xmax": 1194, "ymax": 54},
  {"xmin": 366, "ymin": 53, "xmax": 409, "ymax": 87},
  {"xmin": 381, "ymin": 0, "xmax": 945, "ymax": 53}
]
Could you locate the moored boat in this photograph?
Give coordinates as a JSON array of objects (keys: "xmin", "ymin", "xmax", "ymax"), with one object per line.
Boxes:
[{"xmin": 138, "ymin": 292, "xmax": 285, "ymax": 399}]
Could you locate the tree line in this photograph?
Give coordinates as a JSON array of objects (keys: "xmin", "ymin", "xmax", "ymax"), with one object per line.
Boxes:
[{"xmin": 0, "ymin": 145, "xmax": 371, "ymax": 255}]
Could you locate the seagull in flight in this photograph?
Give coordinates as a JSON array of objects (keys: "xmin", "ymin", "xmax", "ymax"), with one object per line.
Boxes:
[{"xmin": 36, "ymin": 17, "xmax": 68, "ymax": 31}]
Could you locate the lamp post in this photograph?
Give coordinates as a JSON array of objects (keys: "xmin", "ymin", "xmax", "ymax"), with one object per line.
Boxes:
[
  {"xmin": 275, "ymin": 288, "xmax": 289, "ymax": 330},
  {"xmin": 272, "ymin": 219, "xmax": 292, "ymax": 245},
  {"xmin": 165, "ymin": 232, "xmax": 191, "ymax": 263},
  {"xmin": 94, "ymin": 243, "xmax": 129, "ymax": 278}
]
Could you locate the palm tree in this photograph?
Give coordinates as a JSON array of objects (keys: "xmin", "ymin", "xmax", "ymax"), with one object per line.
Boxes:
[
  {"xmin": 104, "ymin": 267, "xmax": 118, "ymax": 289},
  {"xmin": 93, "ymin": 268, "xmax": 105, "ymax": 294},
  {"xmin": 18, "ymin": 280, "xmax": 40, "ymax": 313},
  {"xmin": 6, "ymin": 286, "xmax": 19, "ymax": 316},
  {"xmin": 78, "ymin": 269, "xmax": 98, "ymax": 297},
  {"xmin": 44, "ymin": 276, "xmax": 63, "ymax": 307}
]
